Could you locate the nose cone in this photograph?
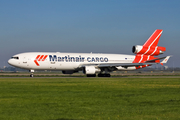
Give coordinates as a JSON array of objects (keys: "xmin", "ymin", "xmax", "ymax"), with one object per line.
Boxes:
[
  {"xmin": 8, "ymin": 59, "xmax": 17, "ymax": 67},
  {"xmin": 8, "ymin": 55, "xmax": 21, "ymax": 67},
  {"xmin": 8, "ymin": 59, "xmax": 13, "ymax": 66}
]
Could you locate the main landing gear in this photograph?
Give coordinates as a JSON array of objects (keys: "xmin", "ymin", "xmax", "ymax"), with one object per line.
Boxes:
[
  {"xmin": 98, "ymin": 73, "xmax": 111, "ymax": 77},
  {"xmin": 86, "ymin": 73, "xmax": 111, "ymax": 77},
  {"xmin": 29, "ymin": 70, "xmax": 34, "ymax": 77},
  {"xmin": 86, "ymin": 74, "xmax": 96, "ymax": 77}
]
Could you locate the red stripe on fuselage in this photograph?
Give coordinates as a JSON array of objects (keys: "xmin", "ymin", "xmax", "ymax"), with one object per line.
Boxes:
[
  {"xmin": 35, "ymin": 55, "xmax": 41, "ymax": 60},
  {"xmin": 38, "ymin": 55, "xmax": 44, "ymax": 61},
  {"xmin": 42, "ymin": 55, "xmax": 48, "ymax": 61},
  {"xmin": 34, "ymin": 55, "xmax": 48, "ymax": 66},
  {"xmin": 133, "ymin": 54, "xmax": 157, "ymax": 69},
  {"xmin": 34, "ymin": 55, "xmax": 41, "ymax": 66},
  {"xmin": 34, "ymin": 60, "xmax": 40, "ymax": 66}
]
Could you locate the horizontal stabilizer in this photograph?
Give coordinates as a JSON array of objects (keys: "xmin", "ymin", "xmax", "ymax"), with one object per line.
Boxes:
[
  {"xmin": 145, "ymin": 56, "xmax": 171, "ymax": 63},
  {"xmin": 161, "ymin": 56, "xmax": 171, "ymax": 63}
]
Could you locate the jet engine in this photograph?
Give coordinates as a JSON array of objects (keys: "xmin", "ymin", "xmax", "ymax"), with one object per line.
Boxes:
[
  {"xmin": 132, "ymin": 45, "xmax": 166, "ymax": 56},
  {"xmin": 83, "ymin": 66, "xmax": 101, "ymax": 74}
]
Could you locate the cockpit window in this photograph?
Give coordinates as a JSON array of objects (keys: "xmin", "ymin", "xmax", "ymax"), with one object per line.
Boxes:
[{"xmin": 11, "ymin": 56, "xmax": 19, "ymax": 59}]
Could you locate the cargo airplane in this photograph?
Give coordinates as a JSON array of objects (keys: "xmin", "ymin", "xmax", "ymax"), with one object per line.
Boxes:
[{"xmin": 8, "ymin": 29, "xmax": 170, "ymax": 77}]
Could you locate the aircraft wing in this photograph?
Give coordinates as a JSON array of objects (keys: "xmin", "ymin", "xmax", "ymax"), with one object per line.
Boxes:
[
  {"xmin": 79, "ymin": 56, "xmax": 170, "ymax": 68},
  {"xmin": 97, "ymin": 63, "xmax": 157, "ymax": 68},
  {"xmin": 79, "ymin": 62, "xmax": 157, "ymax": 68}
]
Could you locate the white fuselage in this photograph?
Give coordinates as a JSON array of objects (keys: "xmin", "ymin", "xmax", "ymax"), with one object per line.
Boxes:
[
  {"xmin": 8, "ymin": 52, "xmax": 136, "ymax": 71},
  {"xmin": 7, "ymin": 30, "xmax": 169, "ymax": 77}
]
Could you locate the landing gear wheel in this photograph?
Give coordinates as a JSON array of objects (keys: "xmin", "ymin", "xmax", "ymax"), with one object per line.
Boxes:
[
  {"xmin": 30, "ymin": 74, "xmax": 34, "ymax": 77},
  {"xmin": 98, "ymin": 74, "xmax": 111, "ymax": 77},
  {"xmin": 87, "ymin": 74, "xmax": 96, "ymax": 77},
  {"xmin": 106, "ymin": 74, "xmax": 111, "ymax": 77},
  {"xmin": 29, "ymin": 70, "xmax": 34, "ymax": 77}
]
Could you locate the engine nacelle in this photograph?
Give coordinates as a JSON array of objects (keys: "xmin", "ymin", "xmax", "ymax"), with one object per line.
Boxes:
[
  {"xmin": 132, "ymin": 45, "xmax": 166, "ymax": 56},
  {"xmin": 83, "ymin": 66, "xmax": 101, "ymax": 75},
  {"xmin": 62, "ymin": 70, "xmax": 78, "ymax": 74}
]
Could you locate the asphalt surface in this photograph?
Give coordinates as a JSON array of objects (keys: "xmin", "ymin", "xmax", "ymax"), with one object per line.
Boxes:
[{"xmin": 1, "ymin": 76, "xmax": 180, "ymax": 78}]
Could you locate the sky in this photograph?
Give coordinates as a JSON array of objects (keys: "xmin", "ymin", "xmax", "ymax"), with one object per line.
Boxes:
[{"xmin": 0, "ymin": 0, "xmax": 180, "ymax": 67}]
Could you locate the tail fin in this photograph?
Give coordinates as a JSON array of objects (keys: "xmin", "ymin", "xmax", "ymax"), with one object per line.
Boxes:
[
  {"xmin": 132, "ymin": 29, "xmax": 166, "ymax": 56},
  {"xmin": 132, "ymin": 30, "xmax": 169, "ymax": 69},
  {"xmin": 143, "ymin": 29, "xmax": 163, "ymax": 47}
]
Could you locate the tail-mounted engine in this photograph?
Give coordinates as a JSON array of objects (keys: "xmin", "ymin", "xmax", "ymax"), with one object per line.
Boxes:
[{"xmin": 132, "ymin": 45, "xmax": 166, "ymax": 56}]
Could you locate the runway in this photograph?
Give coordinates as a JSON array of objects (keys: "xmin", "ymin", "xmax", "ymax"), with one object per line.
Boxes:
[{"xmin": 1, "ymin": 76, "xmax": 180, "ymax": 78}]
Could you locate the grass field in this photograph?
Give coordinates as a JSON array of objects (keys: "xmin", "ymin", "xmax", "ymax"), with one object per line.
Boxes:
[{"xmin": 0, "ymin": 77, "xmax": 180, "ymax": 120}]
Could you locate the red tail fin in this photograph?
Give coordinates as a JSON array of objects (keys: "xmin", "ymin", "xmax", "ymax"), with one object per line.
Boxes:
[
  {"xmin": 132, "ymin": 29, "xmax": 166, "ymax": 56},
  {"xmin": 143, "ymin": 29, "xmax": 163, "ymax": 47},
  {"xmin": 133, "ymin": 29, "xmax": 166, "ymax": 68}
]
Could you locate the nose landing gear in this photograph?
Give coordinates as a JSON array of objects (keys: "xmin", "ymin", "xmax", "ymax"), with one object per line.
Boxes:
[
  {"xmin": 30, "ymin": 74, "xmax": 34, "ymax": 77},
  {"xmin": 29, "ymin": 70, "xmax": 34, "ymax": 77}
]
